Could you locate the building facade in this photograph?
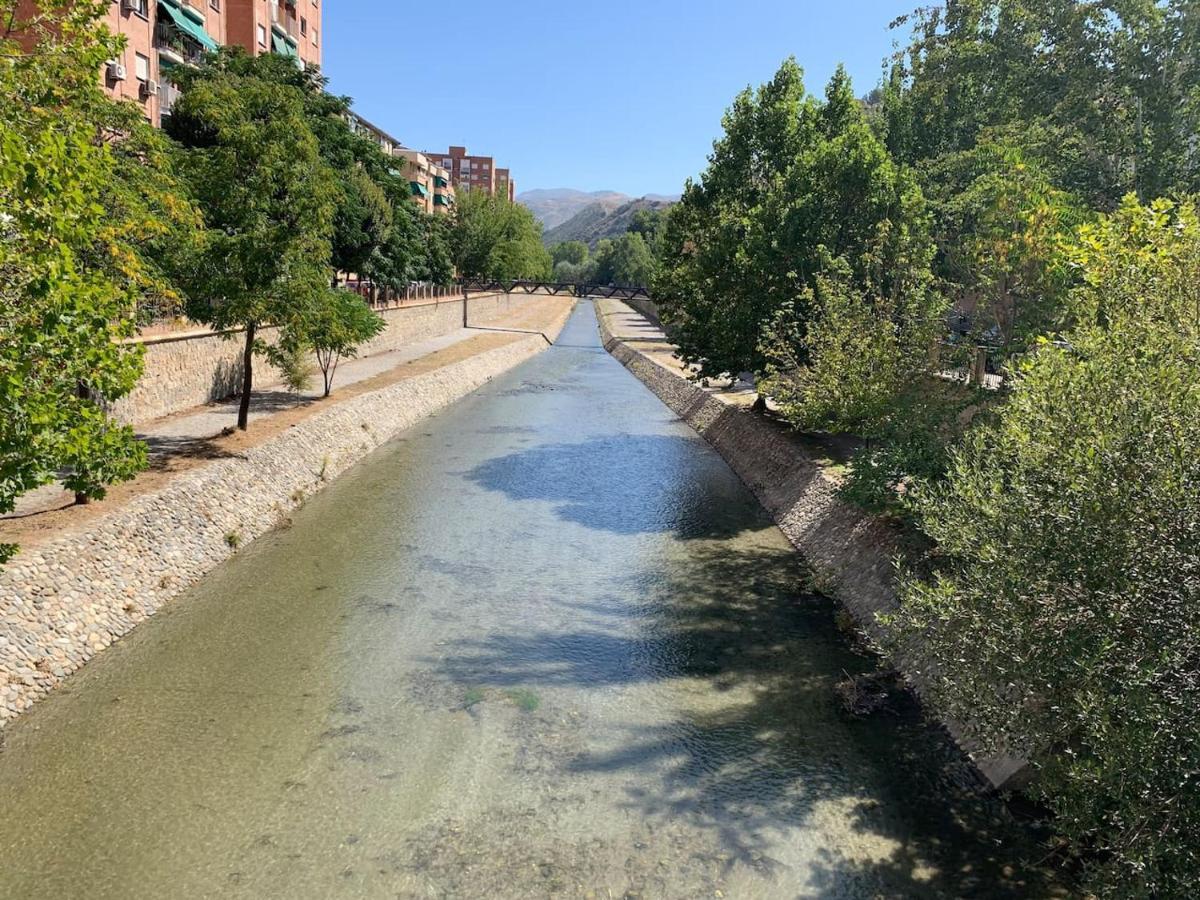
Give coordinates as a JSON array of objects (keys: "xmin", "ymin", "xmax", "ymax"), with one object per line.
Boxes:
[
  {"xmin": 392, "ymin": 149, "xmax": 455, "ymax": 216},
  {"xmin": 15, "ymin": 0, "xmax": 318, "ymax": 126},
  {"xmin": 429, "ymin": 146, "xmax": 514, "ymax": 199}
]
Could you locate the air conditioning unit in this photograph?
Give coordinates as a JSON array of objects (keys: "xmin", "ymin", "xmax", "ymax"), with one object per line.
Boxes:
[
  {"xmin": 140, "ymin": 79, "xmax": 159, "ymax": 98},
  {"xmin": 106, "ymin": 61, "xmax": 127, "ymax": 81},
  {"xmin": 120, "ymin": 0, "xmax": 141, "ymax": 11}
]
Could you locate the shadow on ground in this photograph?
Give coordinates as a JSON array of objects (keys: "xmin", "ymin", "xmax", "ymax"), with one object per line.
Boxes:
[
  {"xmin": 432, "ymin": 542, "xmax": 1065, "ymax": 898},
  {"xmin": 464, "ymin": 434, "xmax": 764, "ymax": 540}
]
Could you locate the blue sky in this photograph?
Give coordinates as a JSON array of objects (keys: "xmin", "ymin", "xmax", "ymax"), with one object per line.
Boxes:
[{"xmin": 325, "ymin": 1, "xmax": 919, "ymax": 197}]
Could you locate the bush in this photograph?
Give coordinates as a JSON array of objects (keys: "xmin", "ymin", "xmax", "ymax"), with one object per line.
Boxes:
[{"xmin": 891, "ymin": 198, "xmax": 1200, "ymax": 896}]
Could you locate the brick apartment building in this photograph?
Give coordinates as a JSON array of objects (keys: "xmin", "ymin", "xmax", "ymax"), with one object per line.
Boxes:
[
  {"xmin": 349, "ymin": 114, "xmax": 456, "ymax": 216},
  {"xmin": 15, "ymin": 0, "xmax": 320, "ymax": 125},
  {"xmin": 430, "ymin": 147, "xmax": 516, "ymax": 199}
]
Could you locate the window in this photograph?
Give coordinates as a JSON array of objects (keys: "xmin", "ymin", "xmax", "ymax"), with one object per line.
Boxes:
[
  {"xmin": 256, "ymin": 23, "xmax": 266, "ymax": 46},
  {"xmin": 128, "ymin": 0, "xmax": 149, "ymax": 17},
  {"xmin": 134, "ymin": 52, "xmax": 150, "ymax": 82},
  {"xmin": 300, "ymin": 17, "xmax": 307, "ymax": 35},
  {"xmin": 209, "ymin": 0, "xmax": 219, "ymax": 9},
  {"xmin": 311, "ymin": 28, "xmax": 318, "ymax": 46}
]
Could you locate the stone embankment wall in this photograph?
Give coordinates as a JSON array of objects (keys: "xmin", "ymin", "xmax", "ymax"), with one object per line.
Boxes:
[
  {"xmin": 113, "ymin": 292, "xmax": 530, "ymax": 425},
  {"xmin": 596, "ymin": 301, "xmax": 1025, "ymax": 790},
  {"xmin": 0, "ymin": 303, "xmax": 572, "ymax": 725}
]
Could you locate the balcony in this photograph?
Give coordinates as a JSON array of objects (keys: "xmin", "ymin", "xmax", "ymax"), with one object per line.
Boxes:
[{"xmin": 270, "ymin": 0, "xmax": 300, "ymax": 40}]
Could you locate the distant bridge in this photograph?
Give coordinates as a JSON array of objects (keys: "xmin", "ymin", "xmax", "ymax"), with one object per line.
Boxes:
[{"xmin": 461, "ymin": 279, "xmax": 652, "ymax": 301}]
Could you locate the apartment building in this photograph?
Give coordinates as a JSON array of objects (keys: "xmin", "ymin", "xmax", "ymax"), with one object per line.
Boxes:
[
  {"xmin": 226, "ymin": 0, "xmax": 321, "ymax": 69},
  {"xmin": 429, "ymin": 146, "xmax": 515, "ymax": 197},
  {"xmin": 495, "ymin": 168, "xmax": 515, "ymax": 202},
  {"xmin": 14, "ymin": 0, "xmax": 317, "ymax": 125},
  {"xmin": 391, "ymin": 148, "xmax": 455, "ymax": 215}
]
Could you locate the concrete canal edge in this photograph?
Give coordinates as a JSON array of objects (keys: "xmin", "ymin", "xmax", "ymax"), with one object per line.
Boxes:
[
  {"xmin": 0, "ymin": 302, "xmax": 575, "ymax": 727},
  {"xmin": 595, "ymin": 300, "xmax": 1028, "ymax": 791}
]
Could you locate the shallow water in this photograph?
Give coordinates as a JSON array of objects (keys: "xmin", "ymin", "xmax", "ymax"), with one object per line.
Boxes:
[{"xmin": 0, "ymin": 303, "xmax": 1056, "ymax": 898}]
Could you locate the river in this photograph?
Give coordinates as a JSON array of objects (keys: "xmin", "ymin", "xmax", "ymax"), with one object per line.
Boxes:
[{"xmin": 0, "ymin": 302, "xmax": 1057, "ymax": 898}]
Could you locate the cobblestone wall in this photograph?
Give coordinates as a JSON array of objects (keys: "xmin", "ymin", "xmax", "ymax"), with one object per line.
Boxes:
[{"xmin": 0, "ymin": 307, "xmax": 571, "ymax": 726}]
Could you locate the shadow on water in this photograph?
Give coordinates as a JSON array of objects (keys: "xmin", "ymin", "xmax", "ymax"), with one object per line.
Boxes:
[
  {"xmin": 464, "ymin": 433, "xmax": 760, "ymax": 540},
  {"xmin": 433, "ymin": 542, "xmax": 1064, "ymax": 898}
]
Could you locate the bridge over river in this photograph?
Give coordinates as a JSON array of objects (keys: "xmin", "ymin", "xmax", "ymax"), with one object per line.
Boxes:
[{"xmin": 0, "ymin": 303, "xmax": 1055, "ymax": 897}]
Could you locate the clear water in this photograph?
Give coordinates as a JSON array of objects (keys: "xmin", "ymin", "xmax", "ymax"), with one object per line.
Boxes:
[{"xmin": 0, "ymin": 303, "xmax": 1058, "ymax": 898}]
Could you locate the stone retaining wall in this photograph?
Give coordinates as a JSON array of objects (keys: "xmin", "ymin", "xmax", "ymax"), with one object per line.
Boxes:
[
  {"xmin": 112, "ymin": 292, "xmax": 529, "ymax": 425},
  {"xmin": 596, "ymin": 301, "xmax": 1026, "ymax": 790},
  {"xmin": 0, "ymin": 305, "xmax": 572, "ymax": 726}
]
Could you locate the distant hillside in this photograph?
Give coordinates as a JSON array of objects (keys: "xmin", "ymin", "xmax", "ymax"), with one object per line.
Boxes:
[
  {"xmin": 518, "ymin": 189, "xmax": 631, "ymax": 229},
  {"xmin": 543, "ymin": 197, "xmax": 675, "ymax": 248}
]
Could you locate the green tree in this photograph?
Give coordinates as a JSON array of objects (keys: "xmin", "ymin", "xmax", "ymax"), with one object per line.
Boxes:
[
  {"xmin": 451, "ymin": 190, "xmax": 551, "ymax": 280},
  {"xmin": 654, "ymin": 58, "xmax": 813, "ymax": 382},
  {"xmin": 592, "ymin": 232, "xmax": 656, "ymax": 286},
  {"xmin": 550, "ymin": 240, "xmax": 589, "ymax": 267},
  {"xmin": 892, "ymin": 197, "xmax": 1200, "ymax": 896},
  {"xmin": 165, "ymin": 65, "xmax": 337, "ymax": 430},
  {"xmin": 0, "ymin": 0, "xmax": 171, "ymax": 544},
  {"xmin": 656, "ymin": 63, "xmax": 933, "ymax": 387},
  {"xmin": 307, "ymin": 290, "xmax": 385, "ymax": 397}
]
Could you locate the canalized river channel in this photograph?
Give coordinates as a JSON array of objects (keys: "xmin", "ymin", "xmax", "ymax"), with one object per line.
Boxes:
[{"xmin": 0, "ymin": 303, "xmax": 1058, "ymax": 898}]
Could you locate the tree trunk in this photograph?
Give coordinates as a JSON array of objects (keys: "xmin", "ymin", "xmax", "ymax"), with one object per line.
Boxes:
[
  {"xmin": 238, "ymin": 322, "xmax": 255, "ymax": 431},
  {"xmin": 74, "ymin": 380, "xmax": 90, "ymax": 505},
  {"xmin": 752, "ymin": 394, "xmax": 767, "ymax": 413}
]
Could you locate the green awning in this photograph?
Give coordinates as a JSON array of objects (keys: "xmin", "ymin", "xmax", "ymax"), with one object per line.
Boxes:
[
  {"xmin": 434, "ymin": 193, "xmax": 450, "ymax": 206},
  {"xmin": 181, "ymin": 2, "xmax": 204, "ymax": 24},
  {"xmin": 410, "ymin": 181, "xmax": 429, "ymax": 198},
  {"xmin": 434, "ymin": 175, "xmax": 449, "ymax": 188},
  {"xmin": 158, "ymin": 0, "xmax": 218, "ymax": 51}
]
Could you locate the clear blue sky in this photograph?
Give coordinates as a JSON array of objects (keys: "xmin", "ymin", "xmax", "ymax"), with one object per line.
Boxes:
[{"xmin": 324, "ymin": 1, "xmax": 919, "ymax": 198}]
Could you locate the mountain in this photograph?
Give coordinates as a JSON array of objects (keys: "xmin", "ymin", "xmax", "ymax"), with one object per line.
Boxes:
[
  {"xmin": 542, "ymin": 197, "xmax": 675, "ymax": 248},
  {"xmin": 517, "ymin": 189, "xmax": 631, "ymax": 230}
]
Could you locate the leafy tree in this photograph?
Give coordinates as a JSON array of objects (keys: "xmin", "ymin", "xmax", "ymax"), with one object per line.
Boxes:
[
  {"xmin": 881, "ymin": 0, "xmax": 1200, "ymax": 208},
  {"xmin": 550, "ymin": 240, "xmax": 588, "ymax": 267},
  {"xmin": 165, "ymin": 65, "xmax": 337, "ymax": 430},
  {"xmin": 656, "ymin": 63, "xmax": 933, "ymax": 387},
  {"xmin": 451, "ymin": 190, "xmax": 551, "ymax": 280},
  {"xmin": 922, "ymin": 137, "xmax": 1083, "ymax": 356},
  {"xmin": 892, "ymin": 197, "xmax": 1200, "ymax": 896},
  {"xmin": 306, "ymin": 290, "xmax": 385, "ymax": 397},
  {"xmin": 592, "ymin": 232, "xmax": 656, "ymax": 286},
  {"xmin": 0, "ymin": 0, "xmax": 177, "ymax": 540},
  {"xmin": 654, "ymin": 58, "xmax": 813, "ymax": 382}
]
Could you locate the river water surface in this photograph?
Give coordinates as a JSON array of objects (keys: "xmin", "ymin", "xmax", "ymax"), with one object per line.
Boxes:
[{"xmin": 0, "ymin": 303, "xmax": 1057, "ymax": 898}]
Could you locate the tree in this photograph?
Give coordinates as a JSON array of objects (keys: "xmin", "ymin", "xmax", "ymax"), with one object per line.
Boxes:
[
  {"xmin": 657, "ymin": 61, "xmax": 935, "ymax": 395},
  {"xmin": 165, "ymin": 65, "xmax": 336, "ymax": 430},
  {"xmin": 307, "ymin": 290, "xmax": 385, "ymax": 397},
  {"xmin": 450, "ymin": 190, "xmax": 551, "ymax": 280},
  {"xmin": 592, "ymin": 232, "xmax": 656, "ymax": 286},
  {"xmin": 654, "ymin": 58, "xmax": 814, "ymax": 382},
  {"xmin": 0, "ymin": 0, "xmax": 177, "ymax": 544},
  {"xmin": 550, "ymin": 240, "xmax": 588, "ymax": 267},
  {"xmin": 892, "ymin": 197, "xmax": 1200, "ymax": 896}
]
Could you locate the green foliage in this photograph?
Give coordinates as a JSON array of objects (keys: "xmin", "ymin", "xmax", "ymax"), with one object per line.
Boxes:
[
  {"xmin": 923, "ymin": 137, "xmax": 1085, "ymax": 354},
  {"xmin": 451, "ymin": 190, "xmax": 552, "ymax": 280},
  {"xmin": 165, "ymin": 61, "xmax": 337, "ymax": 429},
  {"xmin": 893, "ymin": 198, "xmax": 1200, "ymax": 896},
  {"xmin": 882, "ymin": 0, "xmax": 1200, "ymax": 207},
  {"xmin": 655, "ymin": 61, "xmax": 934, "ymax": 382},
  {"xmin": 0, "ymin": 0, "xmax": 155, "ymax": 545},
  {"xmin": 306, "ymin": 290, "xmax": 385, "ymax": 397},
  {"xmin": 550, "ymin": 240, "xmax": 588, "ymax": 267},
  {"xmin": 592, "ymin": 232, "xmax": 655, "ymax": 286}
]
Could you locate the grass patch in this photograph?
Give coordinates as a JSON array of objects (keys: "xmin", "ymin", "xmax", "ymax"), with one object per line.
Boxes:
[{"xmin": 504, "ymin": 688, "xmax": 540, "ymax": 712}]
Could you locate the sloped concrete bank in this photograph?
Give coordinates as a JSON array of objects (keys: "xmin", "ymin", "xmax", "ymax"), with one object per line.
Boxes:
[
  {"xmin": 0, "ymin": 306, "xmax": 572, "ymax": 726},
  {"xmin": 596, "ymin": 300, "xmax": 1025, "ymax": 790}
]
